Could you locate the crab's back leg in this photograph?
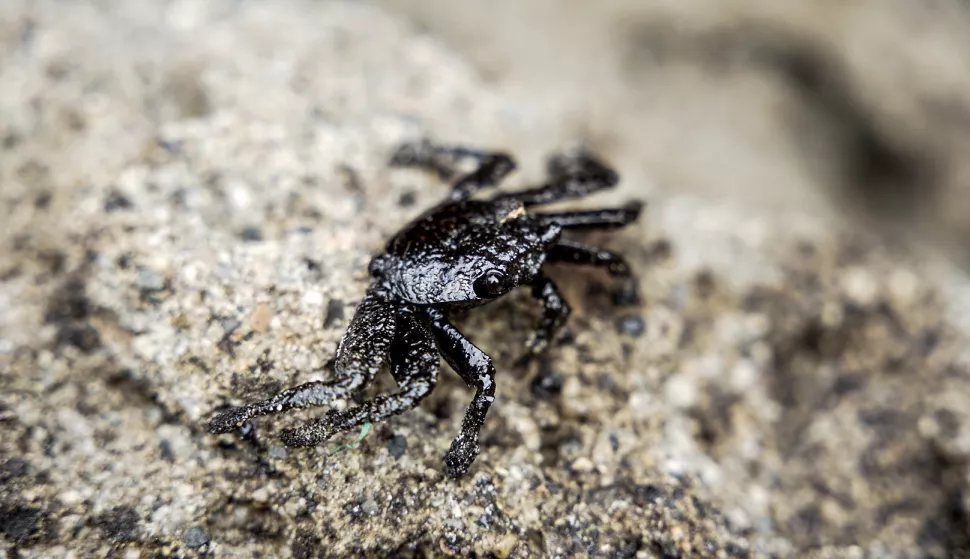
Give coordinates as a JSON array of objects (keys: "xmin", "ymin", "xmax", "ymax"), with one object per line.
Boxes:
[
  {"xmin": 545, "ymin": 238, "xmax": 641, "ymax": 305},
  {"xmin": 206, "ymin": 287, "xmax": 397, "ymax": 434},
  {"xmin": 535, "ymin": 201, "xmax": 643, "ymax": 231},
  {"xmin": 278, "ymin": 309, "xmax": 439, "ymax": 447},
  {"xmin": 389, "ymin": 140, "xmax": 516, "ymax": 203},
  {"xmin": 492, "ymin": 149, "xmax": 619, "ymax": 207},
  {"xmin": 545, "ymin": 238, "xmax": 635, "ymax": 277},
  {"xmin": 422, "ymin": 306, "xmax": 497, "ymax": 477},
  {"xmin": 525, "ymin": 273, "xmax": 571, "ymax": 355}
]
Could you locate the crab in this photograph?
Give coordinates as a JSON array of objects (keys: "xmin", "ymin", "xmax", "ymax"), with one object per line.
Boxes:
[{"xmin": 207, "ymin": 140, "xmax": 643, "ymax": 477}]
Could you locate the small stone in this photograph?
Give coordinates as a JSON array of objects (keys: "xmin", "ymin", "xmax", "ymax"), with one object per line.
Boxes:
[
  {"xmin": 183, "ymin": 525, "xmax": 210, "ymax": 548},
  {"xmin": 694, "ymin": 270, "xmax": 717, "ymax": 298},
  {"xmin": 220, "ymin": 317, "xmax": 241, "ymax": 335},
  {"xmin": 728, "ymin": 360, "xmax": 758, "ymax": 393},
  {"xmin": 324, "ymin": 299, "xmax": 345, "ymax": 328},
  {"xmin": 842, "ymin": 267, "xmax": 876, "ymax": 305},
  {"xmin": 492, "ymin": 535, "xmax": 519, "ymax": 558},
  {"xmin": 159, "ymin": 440, "xmax": 175, "ymax": 463},
  {"xmin": 156, "ymin": 137, "xmax": 182, "ymax": 154},
  {"xmin": 386, "ymin": 434, "xmax": 407, "ymax": 459},
  {"xmin": 301, "ymin": 290, "xmax": 324, "ymax": 308},
  {"xmin": 665, "ymin": 376, "xmax": 697, "ymax": 408},
  {"xmin": 0, "ymin": 458, "xmax": 30, "ymax": 481},
  {"xmin": 97, "ymin": 506, "xmax": 139, "ymax": 543},
  {"xmin": 615, "ymin": 315, "xmax": 645, "ymax": 337},
  {"xmin": 252, "ymin": 487, "xmax": 271, "ymax": 503},
  {"xmin": 530, "ymin": 361, "xmax": 562, "ymax": 400},
  {"xmin": 250, "ymin": 303, "xmax": 273, "ymax": 333},
  {"xmin": 56, "ymin": 323, "xmax": 101, "ymax": 352},
  {"xmin": 3, "ymin": 132, "xmax": 22, "ymax": 150},
  {"xmin": 136, "ymin": 269, "xmax": 165, "ymax": 292},
  {"xmin": 104, "ymin": 190, "xmax": 133, "ymax": 212},
  {"xmin": 59, "ymin": 489, "xmax": 83, "ymax": 506},
  {"xmin": 361, "ymin": 499, "xmax": 379, "ymax": 515},
  {"xmin": 268, "ymin": 445, "xmax": 288, "ymax": 459},
  {"xmin": 510, "ymin": 416, "xmax": 541, "ymax": 451},
  {"xmin": 612, "ymin": 281, "xmax": 641, "ymax": 307},
  {"xmin": 240, "ymin": 225, "xmax": 263, "ymax": 242},
  {"xmin": 397, "ymin": 190, "xmax": 416, "ymax": 207},
  {"xmin": 571, "ymin": 457, "xmax": 594, "ymax": 473}
]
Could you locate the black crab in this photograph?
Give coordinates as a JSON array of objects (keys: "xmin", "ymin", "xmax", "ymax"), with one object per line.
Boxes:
[{"xmin": 207, "ymin": 140, "xmax": 643, "ymax": 477}]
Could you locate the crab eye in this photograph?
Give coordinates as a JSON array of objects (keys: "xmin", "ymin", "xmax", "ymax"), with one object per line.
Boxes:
[{"xmin": 473, "ymin": 270, "xmax": 506, "ymax": 299}]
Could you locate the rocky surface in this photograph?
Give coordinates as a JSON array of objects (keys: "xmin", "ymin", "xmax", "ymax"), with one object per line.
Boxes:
[{"xmin": 3, "ymin": 1, "xmax": 970, "ymax": 557}]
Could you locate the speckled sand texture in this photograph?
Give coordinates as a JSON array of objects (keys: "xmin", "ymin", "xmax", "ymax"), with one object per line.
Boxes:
[{"xmin": 4, "ymin": 1, "xmax": 970, "ymax": 557}]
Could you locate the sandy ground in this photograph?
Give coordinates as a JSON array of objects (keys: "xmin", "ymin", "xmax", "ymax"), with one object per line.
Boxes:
[{"xmin": 3, "ymin": 1, "xmax": 970, "ymax": 557}]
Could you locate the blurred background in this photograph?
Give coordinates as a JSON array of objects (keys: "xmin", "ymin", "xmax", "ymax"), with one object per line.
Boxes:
[{"xmin": 377, "ymin": 0, "xmax": 970, "ymax": 264}]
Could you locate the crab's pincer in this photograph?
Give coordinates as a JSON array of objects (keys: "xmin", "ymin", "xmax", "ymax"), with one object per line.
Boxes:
[{"xmin": 207, "ymin": 140, "xmax": 642, "ymax": 477}]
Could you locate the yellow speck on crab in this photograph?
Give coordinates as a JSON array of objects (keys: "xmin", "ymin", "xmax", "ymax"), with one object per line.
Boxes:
[{"xmin": 499, "ymin": 205, "xmax": 526, "ymax": 224}]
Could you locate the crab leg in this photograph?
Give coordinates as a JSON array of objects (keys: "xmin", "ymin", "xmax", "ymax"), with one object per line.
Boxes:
[
  {"xmin": 206, "ymin": 287, "xmax": 397, "ymax": 434},
  {"xmin": 525, "ymin": 273, "xmax": 571, "ymax": 355},
  {"xmin": 422, "ymin": 306, "xmax": 497, "ymax": 477},
  {"xmin": 545, "ymin": 239, "xmax": 635, "ymax": 277},
  {"xmin": 389, "ymin": 140, "xmax": 516, "ymax": 202},
  {"xmin": 536, "ymin": 201, "xmax": 643, "ymax": 231},
  {"xmin": 493, "ymin": 149, "xmax": 618, "ymax": 207},
  {"xmin": 278, "ymin": 310, "xmax": 439, "ymax": 447}
]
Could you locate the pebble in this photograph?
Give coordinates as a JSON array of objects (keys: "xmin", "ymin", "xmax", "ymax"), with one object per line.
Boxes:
[
  {"xmin": 301, "ymin": 290, "xmax": 324, "ymax": 308},
  {"xmin": 615, "ymin": 315, "xmax": 646, "ymax": 337},
  {"xmin": 240, "ymin": 226, "xmax": 263, "ymax": 242},
  {"xmin": 250, "ymin": 303, "xmax": 273, "ymax": 333},
  {"xmin": 664, "ymin": 375, "xmax": 698, "ymax": 408},
  {"xmin": 104, "ymin": 190, "xmax": 133, "ymax": 212},
  {"xmin": 252, "ymin": 486, "xmax": 271, "ymax": 503},
  {"xmin": 842, "ymin": 267, "xmax": 877, "ymax": 305},
  {"xmin": 268, "ymin": 445, "xmax": 288, "ymax": 459},
  {"xmin": 491, "ymin": 535, "xmax": 519, "ymax": 558},
  {"xmin": 59, "ymin": 489, "xmax": 84, "ymax": 506},
  {"xmin": 136, "ymin": 269, "xmax": 165, "ymax": 292},
  {"xmin": 183, "ymin": 525, "xmax": 210, "ymax": 548},
  {"xmin": 397, "ymin": 190, "xmax": 416, "ymax": 207},
  {"xmin": 361, "ymin": 499, "xmax": 379, "ymax": 515},
  {"xmin": 729, "ymin": 360, "xmax": 759, "ymax": 393},
  {"xmin": 220, "ymin": 317, "xmax": 241, "ymax": 334},
  {"xmin": 385, "ymin": 434, "xmax": 407, "ymax": 459},
  {"xmin": 324, "ymin": 299, "xmax": 345, "ymax": 328},
  {"xmin": 612, "ymin": 281, "xmax": 641, "ymax": 307},
  {"xmin": 530, "ymin": 362, "xmax": 562, "ymax": 400},
  {"xmin": 571, "ymin": 457, "xmax": 594, "ymax": 473}
]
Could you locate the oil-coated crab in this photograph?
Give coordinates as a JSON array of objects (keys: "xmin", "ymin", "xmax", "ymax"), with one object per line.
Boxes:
[{"xmin": 207, "ymin": 140, "xmax": 642, "ymax": 477}]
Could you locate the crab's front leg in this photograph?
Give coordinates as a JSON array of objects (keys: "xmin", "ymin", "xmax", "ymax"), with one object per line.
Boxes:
[
  {"xmin": 206, "ymin": 286, "xmax": 396, "ymax": 434},
  {"xmin": 279, "ymin": 309, "xmax": 439, "ymax": 447},
  {"xmin": 422, "ymin": 306, "xmax": 498, "ymax": 477}
]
